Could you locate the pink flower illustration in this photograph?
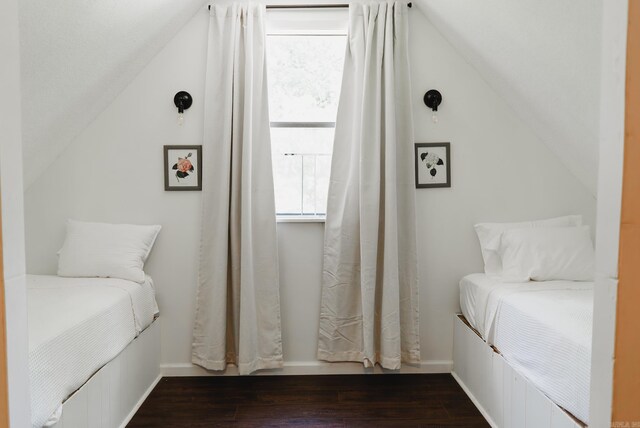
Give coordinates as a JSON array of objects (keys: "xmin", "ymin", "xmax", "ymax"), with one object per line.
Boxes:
[
  {"xmin": 177, "ymin": 158, "xmax": 193, "ymax": 173},
  {"xmin": 172, "ymin": 152, "xmax": 195, "ymax": 181}
]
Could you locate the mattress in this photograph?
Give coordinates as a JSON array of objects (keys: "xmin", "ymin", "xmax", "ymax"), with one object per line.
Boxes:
[
  {"xmin": 459, "ymin": 273, "xmax": 504, "ymax": 332},
  {"xmin": 28, "ymin": 275, "xmax": 159, "ymax": 428},
  {"xmin": 459, "ymin": 274, "xmax": 593, "ymax": 423}
]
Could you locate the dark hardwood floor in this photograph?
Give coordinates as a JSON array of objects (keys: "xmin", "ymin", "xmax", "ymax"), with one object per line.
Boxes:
[{"xmin": 128, "ymin": 374, "xmax": 489, "ymax": 427}]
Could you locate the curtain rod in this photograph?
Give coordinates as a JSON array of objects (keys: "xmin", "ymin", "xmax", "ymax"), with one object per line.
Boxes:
[{"xmin": 208, "ymin": 3, "xmax": 412, "ymax": 10}]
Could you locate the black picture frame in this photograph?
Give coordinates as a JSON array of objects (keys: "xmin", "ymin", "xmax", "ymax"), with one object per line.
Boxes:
[
  {"xmin": 415, "ymin": 142, "xmax": 451, "ymax": 188},
  {"xmin": 164, "ymin": 145, "xmax": 203, "ymax": 191}
]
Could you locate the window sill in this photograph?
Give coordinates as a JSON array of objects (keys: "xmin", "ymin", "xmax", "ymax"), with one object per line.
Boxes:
[{"xmin": 276, "ymin": 216, "xmax": 326, "ymax": 223}]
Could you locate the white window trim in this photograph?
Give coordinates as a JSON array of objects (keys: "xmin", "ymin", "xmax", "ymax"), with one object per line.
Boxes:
[
  {"xmin": 266, "ymin": 8, "xmax": 348, "ymax": 36},
  {"xmin": 276, "ymin": 215, "xmax": 326, "ymax": 223}
]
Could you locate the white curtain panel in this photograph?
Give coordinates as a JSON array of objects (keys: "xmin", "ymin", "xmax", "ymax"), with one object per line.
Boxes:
[
  {"xmin": 318, "ymin": 1, "xmax": 420, "ymax": 369},
  {"xmin": 192, "ymin": 3, "xmax": 283, "ymax": 375}
]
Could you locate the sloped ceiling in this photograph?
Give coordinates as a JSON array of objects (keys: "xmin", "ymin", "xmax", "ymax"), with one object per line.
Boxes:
[
  {"xmin": 20, "ymin": 0, "xmax": 603, "ymax": 194},
  {"xmin": 413, "ymin": 0, "xmax": 602, "ymax": 195},
  {"xmin": 19, "ymin": 0, "xmax": 207, "ymax": 188}
]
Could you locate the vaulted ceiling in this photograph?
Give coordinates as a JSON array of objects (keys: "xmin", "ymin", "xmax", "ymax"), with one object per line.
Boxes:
[
  {"xmin": 19, "ymin": 0, "xmax": 207, "ymax": 188},
  {"xmin": 20, "ymin": 0, "xmax": 602, "ymax": 195},
  {"xmin": 413, "ymin": 0, "xmax": 602, "ymax": 195}
]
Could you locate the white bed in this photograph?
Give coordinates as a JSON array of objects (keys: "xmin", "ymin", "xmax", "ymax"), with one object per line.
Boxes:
[
  {"xmin": 28, "ymin": 274, "xmax": 159, "ymax": 428},
  {"xmin": 459, "ymin": 273, "xmax": 593, "ymax": 424}
]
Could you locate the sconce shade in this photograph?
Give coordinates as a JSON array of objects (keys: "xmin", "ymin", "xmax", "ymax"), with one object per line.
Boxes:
[
  {"xmin": 423, "ymin": 89, "xmax": 442, "ymax": 111},
  {"xmin": 174, "ymin": 91, "xmax": 193, "ymax": 113}
]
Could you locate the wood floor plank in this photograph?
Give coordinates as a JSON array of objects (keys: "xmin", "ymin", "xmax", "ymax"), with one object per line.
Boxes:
[
  {"xmin": 232, "ymin": 420, "xmax": 347, "ymax": 428},
  {"xmin": 127, "ymin": 374, "xmax": 489, "ymax": 427},
  {"xmin": 255, "ymin": 390, "xmax": 340, "ymax": 405}
]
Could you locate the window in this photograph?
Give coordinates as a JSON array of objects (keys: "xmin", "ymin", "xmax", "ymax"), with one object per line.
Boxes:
[{"xmin": 266, "ymin": 13, "xmax": 347, "ymax": 219}]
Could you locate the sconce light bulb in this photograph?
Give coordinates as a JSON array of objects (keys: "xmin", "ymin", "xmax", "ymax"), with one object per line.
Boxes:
[
  {"xmin": 177, "ymin": 112, "xmax": 184, "ymax": 126},
  {"xmin": 431, "ymin": 112, "xmax": 438, "ymax": 123}
]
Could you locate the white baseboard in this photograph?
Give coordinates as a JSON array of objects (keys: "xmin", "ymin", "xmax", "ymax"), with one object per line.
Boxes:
[
  {"xmin": 161, "ymin": 360, "xmax": 453, "ymax": 377},
  {"xmin": 451, "ymin": 371, "xmax": 498, "ymax": 428},
  {"xmin": 119, "ymin": 374, "xmax": 162, "ymax": 428}
]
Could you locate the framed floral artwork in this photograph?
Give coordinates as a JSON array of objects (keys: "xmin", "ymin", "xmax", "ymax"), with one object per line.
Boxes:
[
  {"xmin": 164, "ymin": 145, "xmax": 202, "ymax": 191},
  {"xmin": 415, "ymin": 142, "xmax": 451, "ymax": 188}
]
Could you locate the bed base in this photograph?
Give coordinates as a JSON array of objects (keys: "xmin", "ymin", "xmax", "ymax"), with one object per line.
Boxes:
[
  {"xmin": 50, "ymin": 318, "xmax": 161, "ymax": 428},
  {"xmin": 452, "ymin": 315, "xmax": 585, "ymax": 428}
]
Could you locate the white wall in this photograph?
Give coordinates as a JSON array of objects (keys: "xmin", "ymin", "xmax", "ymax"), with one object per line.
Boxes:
[
  {"xmin": 24, "ymin": 8, "xmax": 596, "ymax": 373},
  {"xmin": 0, "ymin": 0, "xmax": 32, "ymax": 424},
  {"xmin": 409, "ymin": 10, "xmax": 596, "ymax": 365},
  {"xmin": 414, "ymin": 0, "xmax": 603, "ymax": 195},
  {"xmin": 19, "ymin": 0, "xmax": 207, "ymax": 189}
]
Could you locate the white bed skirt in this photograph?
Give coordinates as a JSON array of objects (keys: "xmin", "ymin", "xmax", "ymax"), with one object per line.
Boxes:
[
  {"xmin": 452, "ymin": 315, "xmax": 585, "ymax": 428},
  {"xmin": 49, "ymin": 319, "xmax": 161, "ymax": 428}
]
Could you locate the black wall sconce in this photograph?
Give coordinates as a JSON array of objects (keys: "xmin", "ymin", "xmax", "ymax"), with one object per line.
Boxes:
[
  {"xmin": 174, "ymin": 91, "xmax": 193, "ymax": 126},
  {"xmin": 423, "ymin": 89, "xmax": 442, "ymax": 123}
]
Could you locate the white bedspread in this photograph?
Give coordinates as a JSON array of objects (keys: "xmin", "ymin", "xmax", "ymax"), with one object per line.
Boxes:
[
  {"xmin": 28, "ymin": 275, "xmax": 159, "ymax": 428},
  {"xmin": 459, "ymin": 274, "xmax": 593, "ymax": 423}
]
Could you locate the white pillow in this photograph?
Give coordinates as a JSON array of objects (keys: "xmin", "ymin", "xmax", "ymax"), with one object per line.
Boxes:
[
  {"xmin": 58, "ymin": 220, "xmax": 161, "ymax": 283},
  {"xmin": 474, "ymin": 215, "xmax": 582, "ymax": 276},
  {"xmin": 499, "ymin": 226, "xmax": 595, "ymax": 282}
]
